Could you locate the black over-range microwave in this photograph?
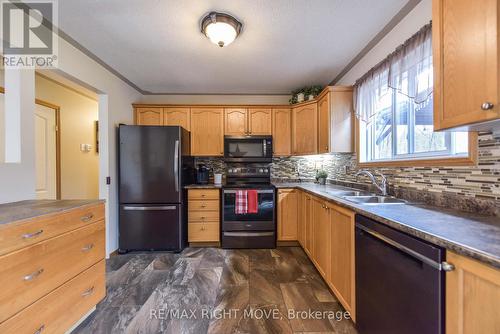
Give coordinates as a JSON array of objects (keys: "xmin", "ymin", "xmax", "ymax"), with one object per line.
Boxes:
[{"xmin": 224, "ymin": 136, "xmax": 273, "ymax": 162}]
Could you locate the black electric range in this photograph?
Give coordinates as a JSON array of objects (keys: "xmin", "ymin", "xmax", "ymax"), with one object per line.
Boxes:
[{"xmin": 221, "ymin": 163, "xmax": 276, "ymax": 249}]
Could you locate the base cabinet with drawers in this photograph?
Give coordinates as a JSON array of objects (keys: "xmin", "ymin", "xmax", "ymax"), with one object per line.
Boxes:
[
  {"xmin": 188, "ymin": 189, "xmax": 220, "ymax": 243},
  {"xmin": 0, "ymin": 201, "xmax": 106, "ymax": 332}
]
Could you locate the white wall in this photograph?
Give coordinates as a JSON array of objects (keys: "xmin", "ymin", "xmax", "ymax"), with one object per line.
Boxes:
[
  {"xmin": 137, "ymin": 94, "xmax": 291, "ymax": 105},
  {"xmin": 338, "ymin": 0, "xmax": 432, "ymax": 85}
]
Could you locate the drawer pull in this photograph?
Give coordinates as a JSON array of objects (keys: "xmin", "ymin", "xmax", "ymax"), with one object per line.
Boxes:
[
  {"xmin": 481, "ymin": 102, "xmax": 494, "ymax": 110},
  {"xmin": 82, "ymin": 286, "xmax": 95, "ymax": 297},
  {"xmin": 22, "ymin": 229, "xmax": 44, "ymax": 239},
  {"xmin": 201, "ymin": 194, "xmax": 206, "ymax": 197},
  {"xmin": 80, "ymin": 213, "xmax": 94, "ymax": 222},
  {"xmin": 23, "ymin": 268, "xmax": 44, "ymax": 281},
  {"xmin": 34, "ymin": 325, "xmax": 45, "ymax": 334},
  {"xmin": 201, "ymin": 205, "xmax": 207, "ymax": 208},
  {"xmin": 81, "ymin": 243, "xmax": 94, "ymax": 252}
]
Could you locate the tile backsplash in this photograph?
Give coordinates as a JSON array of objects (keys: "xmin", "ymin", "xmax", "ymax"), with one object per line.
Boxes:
[{"xmin": 195, "ymin": 131, "xmax": 500, "ymax": 216}]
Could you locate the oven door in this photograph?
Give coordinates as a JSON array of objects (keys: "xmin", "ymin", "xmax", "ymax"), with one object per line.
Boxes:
[
  {"xmin": 222, "ymin": 188, "xmax": 275, "ymax": 231},
  {"xmin": 224, "ymin": 136, "xmax": 272, "ymax": 162}
]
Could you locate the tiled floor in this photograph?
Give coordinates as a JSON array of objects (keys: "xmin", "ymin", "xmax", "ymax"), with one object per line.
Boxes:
[{"xmin": 73, "ymin": 247, "xmax": 357, "ymax": 334}]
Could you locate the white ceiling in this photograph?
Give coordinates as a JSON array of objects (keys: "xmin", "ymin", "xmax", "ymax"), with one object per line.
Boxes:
[{"xmin": 58, "ymin": 0, "xmax": 408, "ymax": 94}]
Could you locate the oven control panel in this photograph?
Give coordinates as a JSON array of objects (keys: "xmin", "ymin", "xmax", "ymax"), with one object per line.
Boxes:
[{"xmin": 227, "ymin": 167, "xmax": 270, "ymax": 175}]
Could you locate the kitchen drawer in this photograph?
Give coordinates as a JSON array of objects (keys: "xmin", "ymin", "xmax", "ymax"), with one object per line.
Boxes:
[
  {"xmin": 0, "ymin": 260, "xmax": 105, "ymax": 334},
  {"xmin": 0, "ymin": 203, "xmax": 104, "ymax": 256},
  {"xmin": 188, "ymin": 210, "xmax": 220, "ymax": 222},
  {"xmin": 188, "ymin": 200, "xmax": 219, "ymax": 212},
  {"xmin": 188, "ymin": 189, "xmax": 220, "ymax": 200},
  {"xmin": 0, "ymin": 220, "xmax": 105, "ymax": 322},
  {"xmin": 188, "ymin": 222, "xmax": 220, "ymax": 242}
]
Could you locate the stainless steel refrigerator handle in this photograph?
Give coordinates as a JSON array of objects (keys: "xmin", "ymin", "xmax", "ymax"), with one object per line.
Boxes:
[
  {"xmin": 223, "ymin": 231, "xmax": 275, "ymax": 237},
  {"xmin": 123, "ymin": 206, "xmax": 177, "ymax": 211},
  {"xmin": 356, "ymin": 223, "xmax": 444, "ymax": 271},
  {"xmin": 223, "ymin": 189, "xmax": 274, "ymax": 194},
  {"xmin": 174, "ymin": 140, "xmax": 179, "ymax": 192}
]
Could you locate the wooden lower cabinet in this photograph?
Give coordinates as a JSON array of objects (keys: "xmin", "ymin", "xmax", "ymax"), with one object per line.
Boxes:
[
  {"xmin": 303, "ymin": 193, "xmax": 314, "ymax": 257},
  {"xmin": 312, "ymin": 198, "xmax": 331, "ymax": 280},
  {"xmin": 188, "ymin": 189, "xmax": 220, "ymax": 243},
  {"xmin": 446, "ymin": 251, "xmax": 500, "ymax": 334},
  {"xmin": 297, "ymin": 191, "xmax": 306, "ymax": 247},
  {"xmin": 328, "ymin": 203, "xmax": 356, "ymax": 321},
  {"xmin": 277, "ymin": 189, "xmax": 298, "ymax": 241},
  {"xmin": 0, "ymin": 260, "xmax": 105, "ymax": 333}
]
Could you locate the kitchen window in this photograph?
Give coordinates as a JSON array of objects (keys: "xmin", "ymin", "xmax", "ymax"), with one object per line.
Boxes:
[{"xmin": 355, "ymin": 23, "xmax": 475, "ymax": 166}]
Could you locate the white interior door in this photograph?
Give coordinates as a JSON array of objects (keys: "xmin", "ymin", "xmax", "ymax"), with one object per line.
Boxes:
[{"xmin": 35, "ymin": 104, "xmax": 57, "ymax": 199}]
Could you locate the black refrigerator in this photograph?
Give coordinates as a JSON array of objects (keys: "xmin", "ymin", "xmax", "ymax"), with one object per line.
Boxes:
[{"xmin": 118, "ymin": 125, "xmax": 194, "ymax": 252}]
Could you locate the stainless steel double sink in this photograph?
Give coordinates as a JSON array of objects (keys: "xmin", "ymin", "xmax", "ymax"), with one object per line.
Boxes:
[{"xmin": 325, "ymin": 189, "xmax": 408, "ymax": 205}]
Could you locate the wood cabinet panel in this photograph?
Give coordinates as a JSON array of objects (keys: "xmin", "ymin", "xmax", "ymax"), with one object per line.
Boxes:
[
  {"xmin": 277, "ymin": 189, "xmax": 298, "ymax": 241},
  {"xmin": 303, "ymin": 194, "xmax": 314, "ymax": 257},
  {"xmin": 0, "ymin": 203, "xmax": 104, "ymax": 256},
  {"xmin": 292, "ymin": 103, "xmax": 318, "ymax": 155},
  {"xmin": 318, "ymin": 94, "xmax": 330, "ymax": 153},
  {"xmin": 330, "ymin": 88, "xmax": 354, "ymax": 152},
  {"xmin": 0, "ymin": 220, "xmax": 105, "ymax": 322},
  {"xmin": 0, "ymin": 260, "xmax": 105, "ymax": 334},
  {"xmin": 164, "ymin": 107, "xmax": 190, "ymax": 130},
  {"xmin": 434, "ymin": 0, "xmax": 500, "ymax": 130},
  {"xmin": 248, "ymin": 108, "xmax": 272, "ymax": 135},
  {"xmin": 136, "ymin": 107, "xmax": 163, "ymax": 125},
  {"xmin": 272, "ymin": 108, "xmax": 292, "ymax": 156},
  {"xmin": 188, "ymin": 200, "xmax": 219, "ymax": 212},
  {"xmin": 190, "ymin": 108, "xmax": 224, "ymax": 156},
  {"xmin": 446, "ymin": 251, "xmax": 500, "ymax": 334},
  {"xmin": 188, "ymin": 222, "xmax": 220, "ymax": 242},
  {"xmin": 312, "ymin": 199, "xmax": 331, "ymax": 280},
  {"xmin": 297, "ymin": 191, "xmax": 306, "ymax": 247},
  {"xmin": 188, "ymin": 189, "xmax": 220, "ymax": 200},
  {"xmin": 225, "ymin": 108, "xmax": 248, "ymax": 136},
  {"xmin": 328, "ymin": 204, "xmax": 355, "ymax": 320}
]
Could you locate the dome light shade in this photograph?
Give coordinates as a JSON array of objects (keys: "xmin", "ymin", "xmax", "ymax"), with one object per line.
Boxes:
[{"xmin": 201, "ymin": 12, "xmax": 242, "ymax": 47}]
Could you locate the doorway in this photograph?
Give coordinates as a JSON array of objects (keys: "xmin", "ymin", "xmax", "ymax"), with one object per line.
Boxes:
[{"xmin": 34, "ymin": 100, "xmax": 60, "ymax": 199}]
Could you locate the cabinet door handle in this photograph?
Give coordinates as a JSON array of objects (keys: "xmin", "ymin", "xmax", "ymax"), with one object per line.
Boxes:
[
  {"xmin": 34, "ymin": 325, "xmax": 45, "ymax": 334},
  {"xmin": 481, "ymin": 102, "xmax": 494, "ymax": 110},
  {"xmin": 441, "ymin": 262, "xmax": 455, "ymax": 272},
  {"xmin": 22, "ymin": 229, "xmax": 44, "ymax": 239},
  {"xmin": 201, "ymin": 205, "xmax": 206, "ymax": 208},
  {"xmin": 81, "ymin": 243, "xmax": 94, "ymax": 252},
  {"xmin": 80, "ymin": 213, "xmax": 94, "ymax": 222},
  {"xmin": 24, "ymin": 268, "xmax": 44, "ymax": 281},
  {"xmin": 82, "ymin": 286, "xmax": 95, "ymax": 297}
]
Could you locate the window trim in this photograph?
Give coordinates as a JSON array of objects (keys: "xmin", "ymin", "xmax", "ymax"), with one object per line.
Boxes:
[{"xmin": 355, "ymin": 119, "xmax": 478, "ymax": 167}]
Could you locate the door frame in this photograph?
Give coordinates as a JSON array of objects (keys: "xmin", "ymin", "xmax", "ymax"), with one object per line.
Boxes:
[{"xmin": 0, "ymin": 86, "xmax": 62, "ymax": 199}]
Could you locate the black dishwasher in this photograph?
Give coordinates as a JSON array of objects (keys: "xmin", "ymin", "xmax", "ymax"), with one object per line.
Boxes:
[{"xmin": 355, "ymin": 215, "xmax": 445, "ymax": 334}]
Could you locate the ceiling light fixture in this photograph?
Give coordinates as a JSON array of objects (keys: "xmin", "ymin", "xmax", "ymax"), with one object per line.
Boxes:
[{"xmin": 201, "ymin": 11, "xmax": 242, "ymax": 48}]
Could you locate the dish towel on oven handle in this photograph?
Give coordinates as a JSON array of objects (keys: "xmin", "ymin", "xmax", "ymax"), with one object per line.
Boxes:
[
  {"xmin": 235, "ymin": 190, "xmax": 248, "ymax": 214},
  {"xmin": 247, "ymin": 190, "xmax": 258, "ymax": 214}
]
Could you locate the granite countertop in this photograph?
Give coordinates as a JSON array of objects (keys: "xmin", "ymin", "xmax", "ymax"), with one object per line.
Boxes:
[
  {"xmin": 0, "ymin": 199, "xmax": 105, "ymax": 226},
  {"xmin": 184, "ymin": 184, "xmax": 223, "ymax": 189},
  {"xmin": 274, "ymin": 182, "xmax": 500, "ymax": 269}
]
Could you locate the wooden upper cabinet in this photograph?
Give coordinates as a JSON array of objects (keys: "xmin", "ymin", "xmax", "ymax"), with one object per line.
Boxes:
[
  {"xmin": 225, "ymin": 108, "xmax": 248, "ymax": 136},
  {"xmin": 135, "ymin": 108, "xmax": 163, "ymax": 126},
  {"xmin": 190, "ymin": 108, "xmax": 224, "ymax": 156},
  {"xmin": 292, "ymin": 102, "xmax": 318, "ymax": 155},
  {"xmin": 318, "ymin": 93, "xmax": 330, "ymax": 153},
  {"xmin": 248, "ymin": 108, "xmax": 272, "ymax": 135},
  {"xmin": 277, "ymin": 189, "xmax": 298, "ymax": 241},
  {"xmin": 272, "ymin": 108, "xmax": 292, "ymax": 156},
  {"xmin": 164, "ymin": 107, "xmax": 190, "ymax": 130},
  {"xmin": 330, "ymin": 87, "xmax": 354, "ymax": 152},
  {"xmin": 329, "ymin": 204, "xmax": 356, "ymax": 321},
  {"xmin": 433, "ymin": 0, "xmax": 500, "ymax": 130},
  {"xmin": 446, "ymin": 251, "xmax": 500, "ymax": 334}
]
